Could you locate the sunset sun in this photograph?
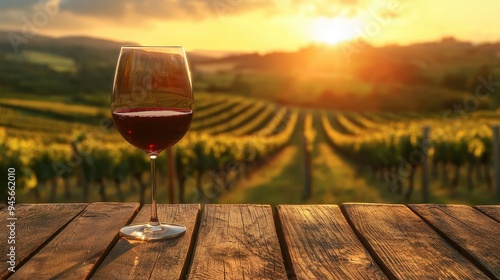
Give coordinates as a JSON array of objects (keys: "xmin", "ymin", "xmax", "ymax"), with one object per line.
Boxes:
[{"xmin": 311, "ymin": 17, "xmax": 361, "ymax": 45}]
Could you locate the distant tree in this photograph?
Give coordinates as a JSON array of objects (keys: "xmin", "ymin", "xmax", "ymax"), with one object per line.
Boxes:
[
  {"xmin": 355, "ymin": 60, "xmax": 428, "ymax": 85},
  {"xmin": 230, "ymin": 74, "xmax": 251, "ymax": 94},
  {"xmin": 468, "ymin": 65, "xmax": 500, "ymax": 108},
  {"xmin": 441, "ymin": 72, "xmax": 467, "ymax": 91}
]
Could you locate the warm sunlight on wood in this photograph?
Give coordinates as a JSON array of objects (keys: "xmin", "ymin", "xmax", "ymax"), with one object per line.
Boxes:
[{"xmin": 311, "ymin": 17, "xmax": 361, "ymax": 45}]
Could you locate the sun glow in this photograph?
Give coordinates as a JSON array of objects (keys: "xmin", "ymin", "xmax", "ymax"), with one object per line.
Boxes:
[{"xmin": 311, "ymin": 17, "xmax": 362, "ymax": 45}]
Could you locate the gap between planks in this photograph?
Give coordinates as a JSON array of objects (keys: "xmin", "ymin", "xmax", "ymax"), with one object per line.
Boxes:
[
  {"xmin": 86, "ymin": 202, "xmax": 142, "ymax": 279},
  {"xmin": 408, "ymin": 204, "xmax": 500, "ymax": 279},
  {"xmin": 1, "ymin": 203, "xmax": 88, "ymax": 280}
]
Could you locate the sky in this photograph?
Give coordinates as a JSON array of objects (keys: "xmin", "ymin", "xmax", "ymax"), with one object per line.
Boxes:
[{"xmin": 0, "ymin": 0, "xmax": 498, "ymax": 53}]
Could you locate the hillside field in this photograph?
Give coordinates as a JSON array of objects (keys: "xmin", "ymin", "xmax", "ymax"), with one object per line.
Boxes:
[{"xmin": 1, "ymin": 92, "xmax": 499, "ymax": 205}]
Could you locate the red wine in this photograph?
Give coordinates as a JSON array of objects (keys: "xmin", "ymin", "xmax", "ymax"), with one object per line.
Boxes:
[{"xmin": 112, "ymin": 108, "xmax": 192, "ymax": 154}]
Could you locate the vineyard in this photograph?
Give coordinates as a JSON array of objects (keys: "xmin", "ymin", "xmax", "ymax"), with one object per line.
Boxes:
[
  {"xmin": 321, "ymin": 111, "xmax": 500, "ymax": 201},
  {"xmin": 1, "ymin": 93, "xmax": 500, "ymax": 205},
  {"xmin": 0, "ymin": 93, "xmax": 298, "ymax": 203}
]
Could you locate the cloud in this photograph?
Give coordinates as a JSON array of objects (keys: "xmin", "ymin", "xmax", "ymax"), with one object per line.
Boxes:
[
  {"xmin": 57, "ymin": 0, "xmax": 281, "ymax": 21},
  {"xmin": 273, "ymin": 0, "xmax": 369, "ymax": 17},
  {"xmin": 0, "ymin": 0, "xmax": 39, "ymax": 10},
  {"xmin": 61, "ymin": 0, "xmax": 128, "ymax": 18},
  {"xmin": 0, "ymin": 0, "xmax": 382, "ymax": 24},
  {"xmin": 0, "ymin": 0, "xmax": 412, "ymax": 38}
]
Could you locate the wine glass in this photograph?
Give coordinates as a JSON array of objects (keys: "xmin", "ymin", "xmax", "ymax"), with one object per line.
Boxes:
[{"xmin": 111, "ymin": 46, "xmax": 193, "ymax": 240}]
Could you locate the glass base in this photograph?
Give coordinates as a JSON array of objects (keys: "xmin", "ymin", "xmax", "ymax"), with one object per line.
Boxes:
[{"xmin": 120, "ymin": 223, "xmax": 186, "ymax": 241}]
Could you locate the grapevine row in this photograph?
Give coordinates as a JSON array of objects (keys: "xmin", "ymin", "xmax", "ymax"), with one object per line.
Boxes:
[
  {"xmin": 0, "ymin": 103, "xmax": 298, "ymax": 203},
  {"xmin": 321, "ymin": 111, "xmax": 498, "ymax": 199}
]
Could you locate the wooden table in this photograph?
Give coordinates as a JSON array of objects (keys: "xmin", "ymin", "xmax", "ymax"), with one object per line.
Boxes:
[{"xmin": 1, "ymin": 203, "xmax": 499, "ymax": 279}]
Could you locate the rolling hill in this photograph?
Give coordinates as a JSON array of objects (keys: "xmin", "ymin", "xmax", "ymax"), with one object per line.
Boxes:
[{"xmin": 1, "ymin": 31, "xmax": 499, "ymax": 111}]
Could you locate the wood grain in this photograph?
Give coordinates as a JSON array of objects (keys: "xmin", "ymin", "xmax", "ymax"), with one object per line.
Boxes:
[
  {"xmin": 276, "ymin": 205, "xmax": 387, "ymax": 279},
  {"xmin": 409, "ymin": 204, "xmax": 500, "ymax": 279},
  {"xmin": 342, "ymin": 203, "xmax": 489, "ymax": 280},
  {"xmin": 187, "ymin": 204, "xmax": 287, "ymax": 279},
  {"xmin": 0, "ymin": 203, "xmax": 87, "ymax": 280},
  {"xmin": 9, "ymin": 202, "xmax": 139, "ymax": 280},
  {"xmin": 91, "ymin": 204, "xmax": 200, "ymax": 280},
  {"xmin": 474, "ymin": 205, "xmax": 500, "ymax": 223}
]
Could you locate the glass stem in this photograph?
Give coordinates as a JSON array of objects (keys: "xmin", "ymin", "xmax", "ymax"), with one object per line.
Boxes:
[{"xmin": 149, "ymin": 155, "xmax": 160, "ymax": 227}]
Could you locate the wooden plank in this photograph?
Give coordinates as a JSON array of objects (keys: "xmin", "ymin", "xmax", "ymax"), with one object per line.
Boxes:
[
  {"xmin": 276, "ymin": 205, "xmax": 387, "ymax": 279},
  {"xmin": 0, "ymin": 203, "xmax": 87, "ymax": 280},
  {"xmin": 410, "ymin": 204, "xmax": 500, "ymax": 278},
  {"xmin": 9, "ymin": 202, "xmax": 139, "ymax": 280},
  {"xmin": 342, "ymin": 203, "xmax": 489, "ymax": 279},
  {"xmin": 91, "ymin": 204, "xmax": 200, "ymax": 279},
  {"xmin": 187, "ymin": 204, "xmax": 287, "ymax": 279},
  {"xmin": 474, "ymin": 205, "xmax": 500, "ymax": 223}
]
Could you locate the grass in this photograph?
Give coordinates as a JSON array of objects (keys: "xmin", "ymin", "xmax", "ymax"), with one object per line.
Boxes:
[
  {"xmin": 311, "ymin": 143, "xmax": 388, "ymax": 203},
  {"xmin": 216, "ymin": 111, "xmax": 387, "ymax": 205},
  {"xmin": 216, "ymin": 145, "xmax": 304, "ymax": 204},
  {"xmin": 0, "ymin": 97, "xmax": 112, "ymax": 138},
  {"xmin": 198, "ymin": 70, "xmax": 374, "ymax": 107},
  {"xmin": 0, "ymin": 98, "xmax": 106, "ymax": 117},
  {"xmin": 5, "ymin": 50, "xmax": 76, "ymax": 73}
]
